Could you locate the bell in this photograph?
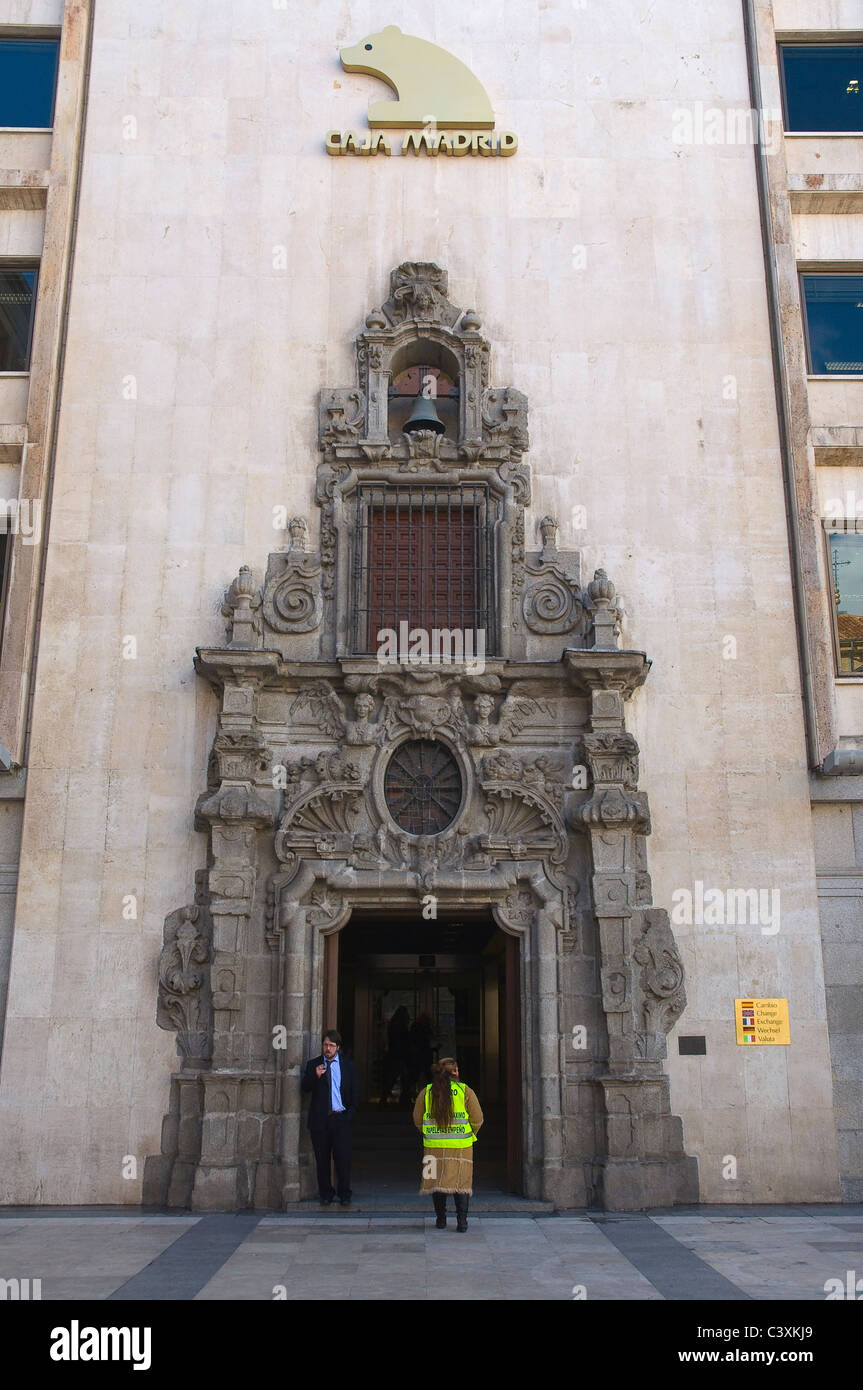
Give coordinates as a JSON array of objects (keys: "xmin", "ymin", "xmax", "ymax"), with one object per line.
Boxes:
[{"xmin": 403, "ymin": 390, "xmax": 446, "ymax": 435}]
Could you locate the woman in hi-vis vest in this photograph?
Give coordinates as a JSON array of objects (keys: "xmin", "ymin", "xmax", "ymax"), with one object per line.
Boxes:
[{"xmin": 412, "ymin": 1057, "xmax": 483, "ymax": 1232}]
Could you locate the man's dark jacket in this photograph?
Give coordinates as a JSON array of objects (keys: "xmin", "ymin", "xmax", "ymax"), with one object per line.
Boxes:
[{"xmin": 301, "ymin": 1053, "xmax": 357, "ymax": 1130}]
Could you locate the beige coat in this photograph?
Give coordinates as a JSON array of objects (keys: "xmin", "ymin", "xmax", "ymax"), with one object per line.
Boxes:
[{"xmin": 413, "ymin": 1082, "xmax": 484, "ymax": 1195}]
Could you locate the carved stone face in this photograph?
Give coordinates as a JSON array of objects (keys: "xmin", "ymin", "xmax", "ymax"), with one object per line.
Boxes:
[
  {"xmin": 474, "ymin": 694, "xmax": 494, "ymax": 720},
  {"xmin": 354, "ymin": 693, "xmax": 374, "ymax": 720}
]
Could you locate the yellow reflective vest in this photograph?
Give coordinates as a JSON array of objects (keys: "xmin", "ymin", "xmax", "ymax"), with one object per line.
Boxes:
[{"xmin": 421, "ymin": 1081, "xmax": 476, "ymax": 1148}]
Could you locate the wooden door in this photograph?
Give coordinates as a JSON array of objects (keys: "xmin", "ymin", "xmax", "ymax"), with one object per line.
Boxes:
[{"xmin": 504, "ymin": 932, "xmax": 523, "ymax": 1193}]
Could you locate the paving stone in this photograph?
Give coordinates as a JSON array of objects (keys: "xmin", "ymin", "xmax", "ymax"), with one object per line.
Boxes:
[{"xmin": 2, "ymin": 1206, "xmax": 862, "ymax": 1300}]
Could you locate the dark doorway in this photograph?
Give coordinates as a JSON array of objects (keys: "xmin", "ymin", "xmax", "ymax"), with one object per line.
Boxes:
[{"xmin": 328, "ymin": 910, "xmax": 521, "ymax": 1196}]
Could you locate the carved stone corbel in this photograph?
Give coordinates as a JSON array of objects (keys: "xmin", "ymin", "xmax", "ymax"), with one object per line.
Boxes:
[
  {"xmin": 157, "ymin": 902, "xmax": 212, "ymax": 1068},
  {"xmin": 632, "ymin": 908, "xmax": 687, "ymax": 1060}
]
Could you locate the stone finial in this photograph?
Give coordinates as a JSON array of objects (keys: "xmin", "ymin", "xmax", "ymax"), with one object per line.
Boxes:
[
  {"xmin": 588, "ymin": 569, "xmax": 620, "ymax": 650},
  {"xmin": 461, "ymin": 309, "xmax": 481, "ymax": 331},
  {"xmin": 221, "ymin": 565, "xmax": 262, "ymax": 649},
  {"xmin": 287, "ymin": 516, "xmax": 308, "ymax": 552},
  {"xmin": 365, "ymin": 308, "xmax": 386, "ymax": 330},
  {"xmin": 539, "ymin": 515, "xmax": 558, "ymax": 556}
]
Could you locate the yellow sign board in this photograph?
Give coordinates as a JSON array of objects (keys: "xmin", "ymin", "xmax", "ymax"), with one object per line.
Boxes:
[{"xmin": 735, "ymin": 998, "xmax": 790, "ymax": 1045}]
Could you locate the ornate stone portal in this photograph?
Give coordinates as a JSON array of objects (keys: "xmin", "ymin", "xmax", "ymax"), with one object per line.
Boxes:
[{"xmin": 143, "ymin": 264, "xmax": 697, "ymax": 1211}]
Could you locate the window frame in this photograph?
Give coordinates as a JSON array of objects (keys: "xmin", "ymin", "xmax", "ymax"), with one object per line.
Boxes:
[
  {"xmin": 822, "ymin": 519, "xmax": 863, "ymax": 678},
  {"xmin": 0, "ymin": 260, "xmax": 40, "ymax": 375},
  {"xmin": 0, "ymin": 32, "xmax": 62, "ymax": 132},
  {"xmin": 778, "ymin": 39, "xmax": 863, "ymax": 135},
  {"xmin": 798, "ymin": 266, "xmax": 863, "ymax": 378}
]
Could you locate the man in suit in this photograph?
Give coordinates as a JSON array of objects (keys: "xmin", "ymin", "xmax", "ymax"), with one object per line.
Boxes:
[{"xmin": 301, "ymin": 1028, "xmax": 357, "ymax": 1206}]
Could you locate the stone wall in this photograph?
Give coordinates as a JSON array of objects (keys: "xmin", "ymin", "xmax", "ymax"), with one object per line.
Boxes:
[
  {"xmin": 811, "ymin": 791, "xmax": 863, "ymax": 1201},
  {"xmin": 0, "ymin": 0, "xmax": 841, "ymax": 1203}
]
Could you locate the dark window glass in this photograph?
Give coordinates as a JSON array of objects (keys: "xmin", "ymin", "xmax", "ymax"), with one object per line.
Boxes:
[
  {"xmin": 0, "ymin": 269, "xmax": 38, "ymax": 371},
  {"xmin": 780, "ymin": 44, "xmax": 863, "ymax": 132},
  {"xmin": 827, "ymin": 530, "xmax": 863, "ymax": 674},
  {"xmin": 0, "ymin": 269, "xmax": 38, "ymax": 370},
  {"xmin": 0, "ymin": 39, "xmax": 60, "ymax": 128},
  {"xmin": 801, "ymin": 275, "xmax": 863, "ymax": 374}
]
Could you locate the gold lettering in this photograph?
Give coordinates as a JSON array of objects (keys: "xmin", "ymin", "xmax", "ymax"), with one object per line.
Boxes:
[
  {"xmin": 402, "ymin": 130, "xmax": 436, "ymax": 154},
  {"xmin": 327, "ymin": 127, "xmax": 518, "ymax": 159}
]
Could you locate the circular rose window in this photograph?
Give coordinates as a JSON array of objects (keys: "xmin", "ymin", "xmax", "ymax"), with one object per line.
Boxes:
[{"xmin": 384, "ymin": 740, "xmax": 462, "ymax": 835}]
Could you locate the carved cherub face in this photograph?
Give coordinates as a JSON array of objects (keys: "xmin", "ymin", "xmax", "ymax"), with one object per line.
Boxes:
[
  {"xmin": 474, "ymin": 694, "xmax": 494, "ymax": 721},
  {"xmin": 354, "ymin": 693, "xmax": 374, "ymax": 720}
]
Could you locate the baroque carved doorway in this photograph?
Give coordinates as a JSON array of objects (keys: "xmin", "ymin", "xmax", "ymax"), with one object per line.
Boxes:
[{"xmin": 144, "ymin": 263, "xmax": 698, "ymax": 1213}]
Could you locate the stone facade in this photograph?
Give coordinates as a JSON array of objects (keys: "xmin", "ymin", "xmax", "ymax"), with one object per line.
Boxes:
[{"xmin": 0, "ymin": 0, "xmax": 847, "ymax": 1207}]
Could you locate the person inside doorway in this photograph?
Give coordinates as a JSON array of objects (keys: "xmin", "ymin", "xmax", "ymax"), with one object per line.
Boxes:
[
  {"xmin": 407, "ymin": 1012, "xmax": 434, "ymax": 1094},
  {"xmin": 413, "ymin": 1056, "xmax": 483, "ymax": 1232},
  {"xmin": 302, "ymin": 1029, "xmax": 356, "ymax": 1206},
  {"xmin": 380, "ymin": 1004, "xmax": 411, "ymax": 1107}
]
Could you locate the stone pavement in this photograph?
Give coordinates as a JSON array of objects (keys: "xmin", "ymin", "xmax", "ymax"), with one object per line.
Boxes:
[{"xmin": 1, "ymin": 1205, "xmax": 861, "ymax": 1301}]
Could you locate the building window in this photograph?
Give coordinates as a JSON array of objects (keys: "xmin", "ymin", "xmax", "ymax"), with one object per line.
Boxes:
[
  {"xmin": 0, "ymin": 267, "xmax": 38, "ymax": 371},
  {"xmin": 0, "ymin": 38, "xmax": 61, "ymax": 129},
  {"xmin": 780, "ymin": 44, "xmax": 863, "ymax": 132},
  {"xmin": 801, "ymin": 274, "xmax": 863, "ymax": 375},
  {"xmin": 351, "ymin": 483, "xmax": 495, "ymax": 657},
  {"xmin": 826, "ymin": 527, "xmax": 863, "ymax": 674}
]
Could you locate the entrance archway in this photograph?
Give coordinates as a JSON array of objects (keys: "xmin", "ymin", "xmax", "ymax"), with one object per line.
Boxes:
[{"xmin": 326, "ymin": 910, "xmax": 522, "ymax": 1195}]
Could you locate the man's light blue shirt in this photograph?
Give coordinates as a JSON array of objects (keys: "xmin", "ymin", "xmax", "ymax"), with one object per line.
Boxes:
[{"xmin": 328, "ymin": 1053, "xmax": 345, "ymax": 1112}]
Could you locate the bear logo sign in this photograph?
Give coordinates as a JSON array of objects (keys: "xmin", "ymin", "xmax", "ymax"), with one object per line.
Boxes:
[
  {"xmin": 327, "ymin": 26, "xmax": 516, "ymax": 156},
  {"xmin": 339, "ymin": 25, "xmax": 495, "ymax": 130}
]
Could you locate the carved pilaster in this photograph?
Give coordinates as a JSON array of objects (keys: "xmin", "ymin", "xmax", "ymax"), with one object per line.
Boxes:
[{"xmin": 565, "ymin": 644, "xmax": 697, "ymax": 1207}]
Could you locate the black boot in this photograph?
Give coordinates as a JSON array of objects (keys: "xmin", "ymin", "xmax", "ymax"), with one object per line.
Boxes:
[
  {"xmin": 432, "ymin": 1193, "xmax": 447, "ymax": 1229},
  {"xmin": 454, "ymin": 1193, "xmax": 469, "ymax": 1233}
]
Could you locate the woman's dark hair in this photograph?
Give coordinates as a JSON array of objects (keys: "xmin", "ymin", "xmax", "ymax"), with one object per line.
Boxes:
[
  {"xmin": 322, "ymin": 1028, "xmax": 342, "ymax": 1046},
  {"xmin": 429, "ymin": 1058, "xmax": 458, "ymax": 1129}
]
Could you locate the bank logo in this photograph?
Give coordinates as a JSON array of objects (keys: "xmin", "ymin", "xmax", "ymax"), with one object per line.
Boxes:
[
  {"xmin": 328, "ymin": 26, "xmax": 517, "ymax": 158},
  {"xmin": 340, "ymin": 25, "xmax": 494, "ymax": 129}
]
